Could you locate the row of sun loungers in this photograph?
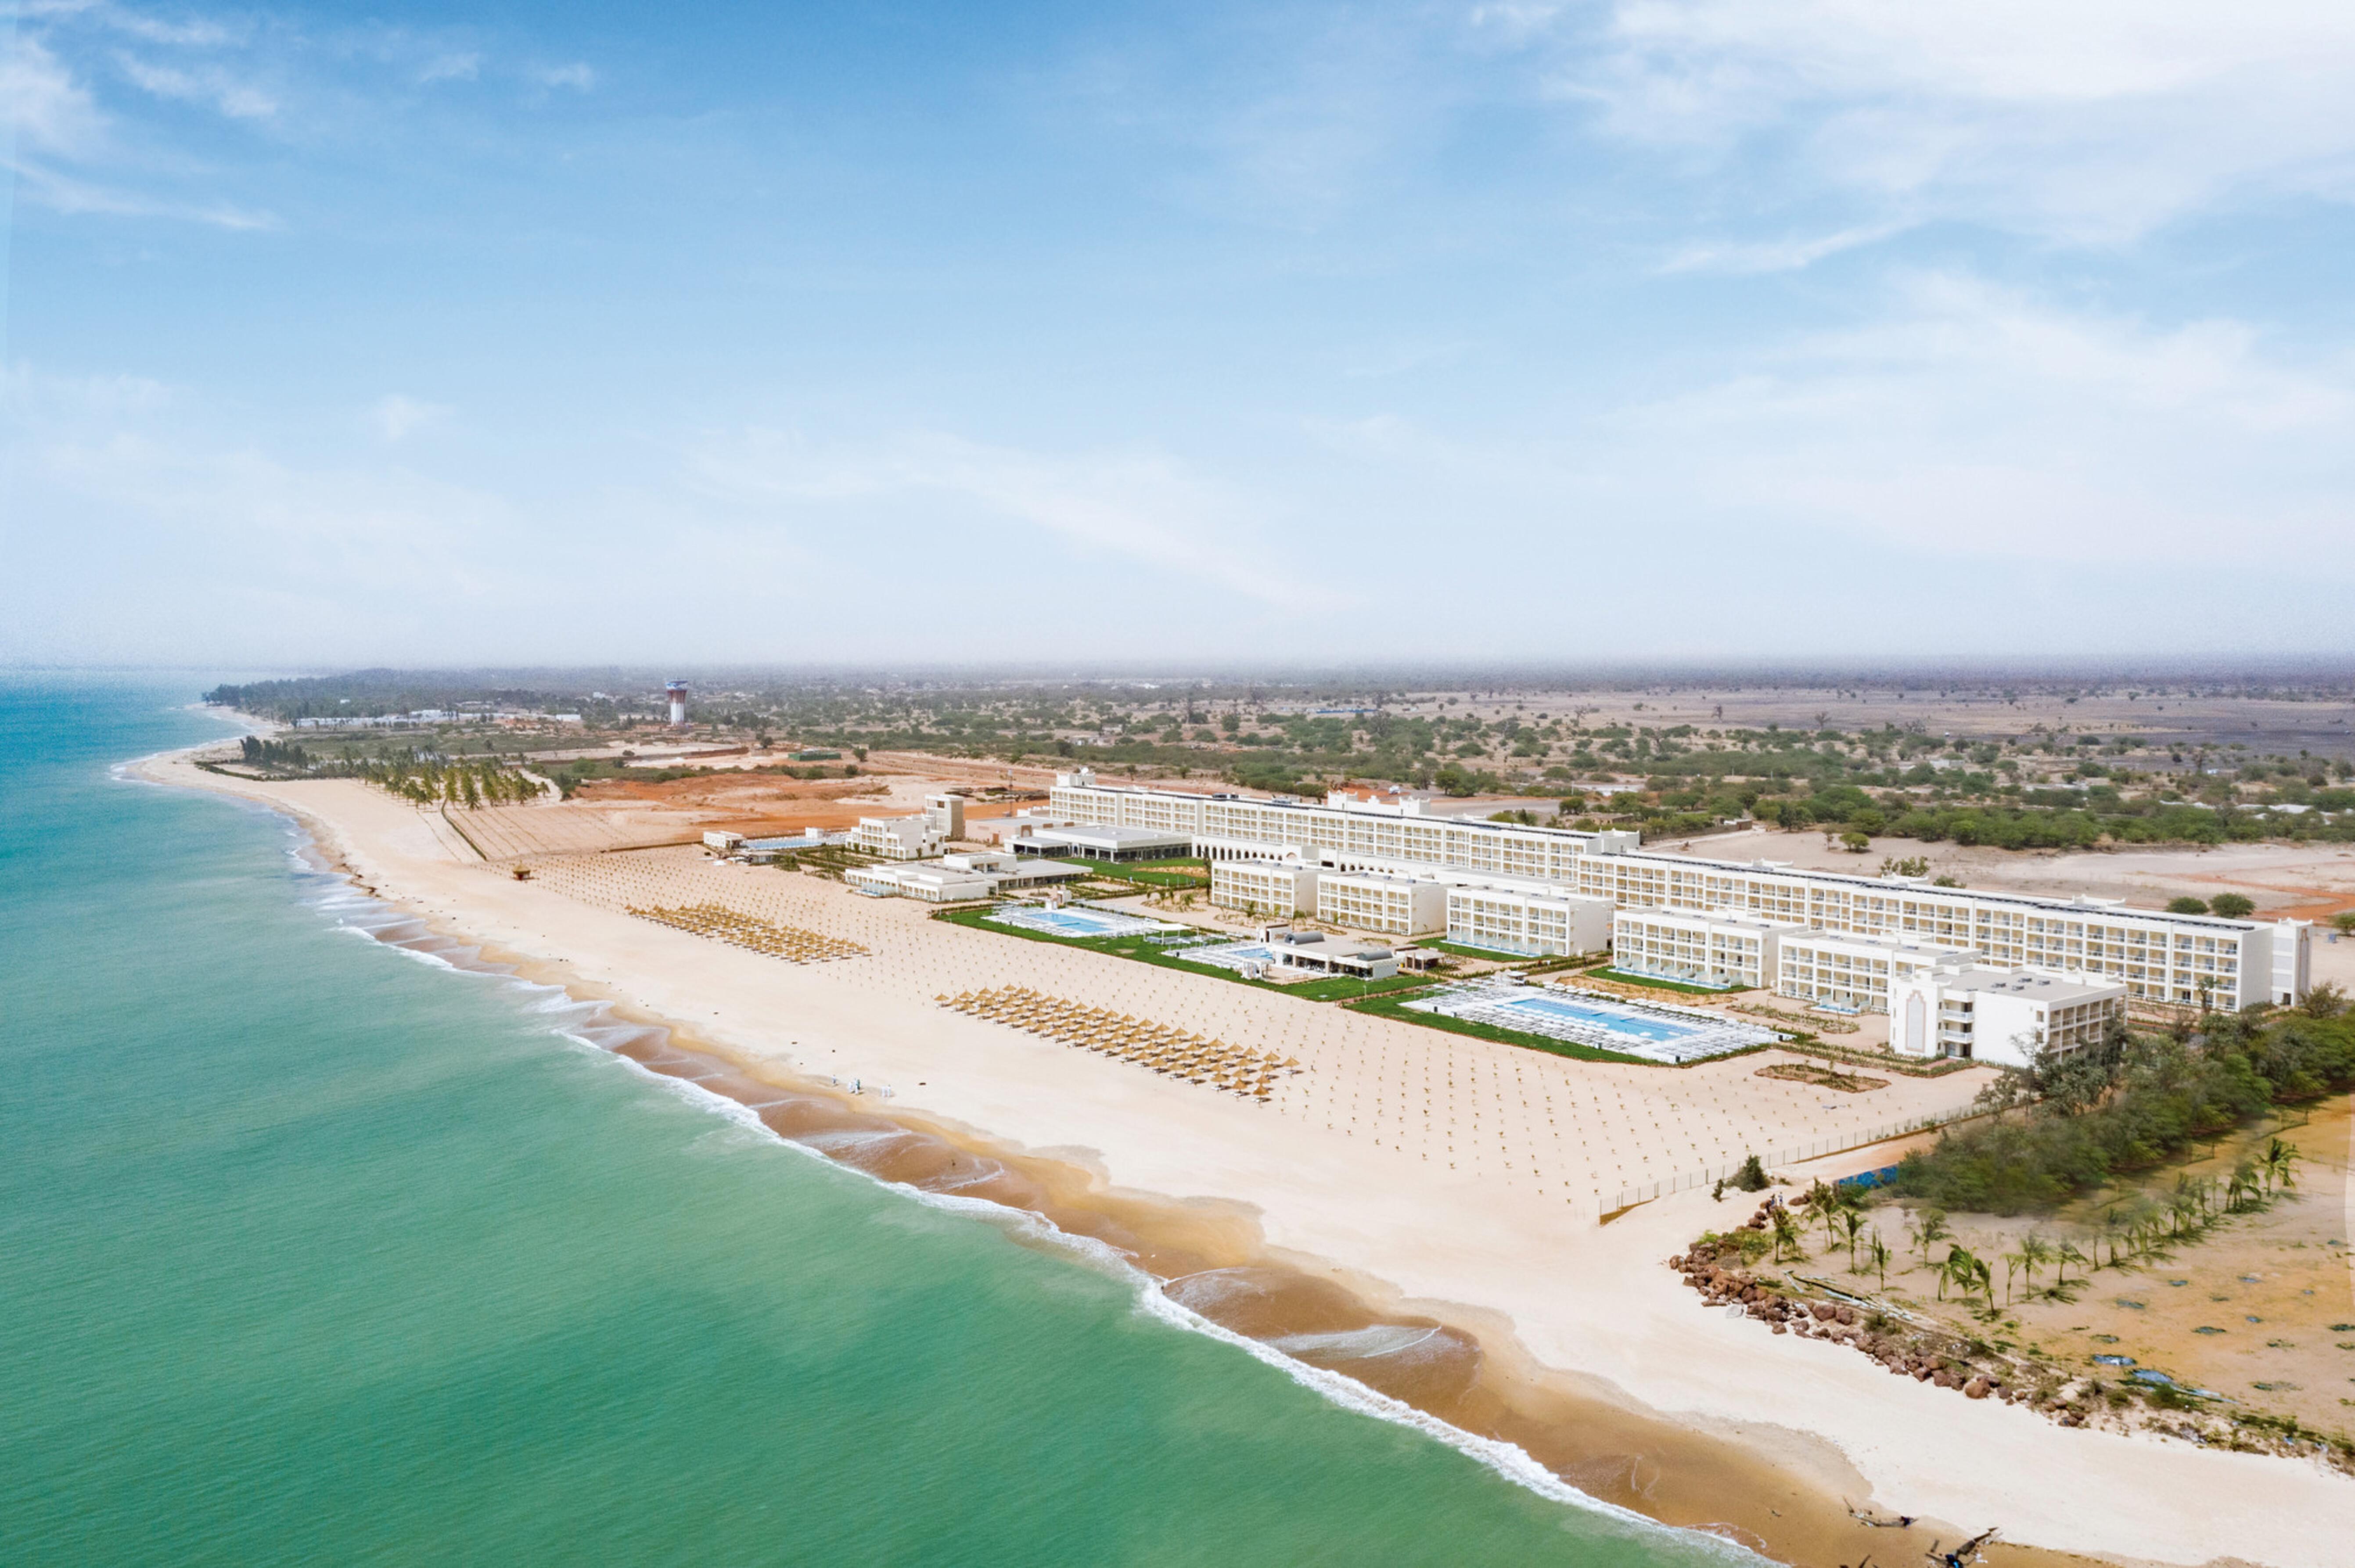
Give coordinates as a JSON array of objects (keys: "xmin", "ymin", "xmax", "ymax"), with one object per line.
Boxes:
[
  {"xmin": 627, "ymin": 902, "xmax": 869, "ymax": 963},
  {"xmin": 938, "ymin": 986, "xmax": 1299, "ymax": 1099}
]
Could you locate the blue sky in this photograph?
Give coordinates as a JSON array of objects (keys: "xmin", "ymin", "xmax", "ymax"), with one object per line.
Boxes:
[{"xmin": 7, "ymin": 0, "xmax": 2355, "ymax": 669}]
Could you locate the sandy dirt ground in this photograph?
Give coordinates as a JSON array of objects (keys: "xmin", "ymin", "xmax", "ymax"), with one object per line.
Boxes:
[
  {"xmin": 147, "ymin": 752, "xmax": 2355, "ymax": 1568},
  {"xmin": 1849, "ymin": 1100, "xmax": 2355, "ymax": 1442}
]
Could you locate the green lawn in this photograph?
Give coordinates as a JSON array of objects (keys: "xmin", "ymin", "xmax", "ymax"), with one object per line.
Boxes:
[
  {"xmin": 1586, "ymin": 967, "xmax": 1747, "ymax": 996},
  {"xmin": 1413, "ymin": 939, "xmax": 1530, "ymax": 962},
  {"xmin": 1281, "ymin": 972, "xmax": 1439, "ymax": 1001},
  {"xmin": 1063, "ymin": 856, "xmax": 1211, "ymax": 889}
]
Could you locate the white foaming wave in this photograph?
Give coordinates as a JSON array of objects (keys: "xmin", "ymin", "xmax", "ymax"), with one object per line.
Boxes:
[
  {"xmin": 921, "ymin": 1158, "xmax": 1010, "ymax": 1193},
  {"xmin": 1161, "ymin": 1266, "xmax": 1271, "ymax": 1314},
  {"xmin": 589, "ymin": 1039, "xmax": 784, "ymax": 1144},
  {"xmin": 329, "ymin": 896, "xmax": 1755, "ymax": 1561},
  {"xmin": 883, "ymin": 1180, "xmax": 1744, "ymax": 1556},
  {"xmin": 1266, "ymin": 1325, "xmax": 1445, "ymax": 1361},
  {"xmin": 797, "ymin": 1127, "xmax": 923, "ymax": 1158}
]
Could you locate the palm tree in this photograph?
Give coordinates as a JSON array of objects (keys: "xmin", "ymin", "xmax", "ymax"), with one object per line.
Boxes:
[
  {"xmin": 1813, "ymin": 1186, "xmax": 1846, "ymax": 1250},
  {"xmin": 1769, "ymin": 1205, "xmax": 1803, "ymax": 1263},
  {"xmin": 2262, "ymin": 1137, "xmax": 2301, "ymax": 1193},
  {"xmin": 1911, "ymin": 1209, "xmax": 1951, "ymax": 1267},
  {"xmin": 2019, "ymin": 1233, "xmax": 2055, "ymax": 1295},
  {"xmin": 1938, "ymin": 1244, "xmax": 1976, "ymax": 1302},
  {"xmin": 2055, "ymin": 1241, "xmax": 2089, "ymax": 1286},
  {"xmin": 2003, "ymin": 1247, "xmax": 2026, "ymax": 1304},
  {"xmin": 1838, "ymin": 1209, "xmax": 1867, "ymax": 1270},
  {"xmin": 1870, "ymin": 1233, "xmax": 1891, "ymax": 1292}
]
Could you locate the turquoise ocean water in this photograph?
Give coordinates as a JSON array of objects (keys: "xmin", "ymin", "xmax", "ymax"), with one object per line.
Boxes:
[{"xmin": 0, "ymin": 680, "xmax": 1737, "ymax": 1566}]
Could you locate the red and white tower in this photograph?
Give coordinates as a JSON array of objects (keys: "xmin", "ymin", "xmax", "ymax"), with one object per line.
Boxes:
[{"xmin": 666, "ymin": 681, "xmax": 689, "ymax": 728}]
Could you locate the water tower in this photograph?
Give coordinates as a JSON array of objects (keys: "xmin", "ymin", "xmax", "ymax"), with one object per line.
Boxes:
[{"xmin": 666, "ymin": 681, "xmax": 689, "ymax": 728}]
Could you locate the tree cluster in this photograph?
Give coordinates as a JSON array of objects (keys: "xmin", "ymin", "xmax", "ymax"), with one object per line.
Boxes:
[{"xmin": 1890, "ymin": 1001, "xmax": 2353, "ymax": 1213}]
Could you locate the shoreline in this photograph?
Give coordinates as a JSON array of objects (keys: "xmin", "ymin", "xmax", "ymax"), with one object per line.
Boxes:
[{"xmin": 141, "ymin": 734, "xmax": 2355, "ymax": 1568}]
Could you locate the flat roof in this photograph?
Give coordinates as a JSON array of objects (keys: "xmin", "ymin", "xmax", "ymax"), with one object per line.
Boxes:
[
  {"xmin": 1033, "ymin": 823, "xmax": 1193, "ymax": 845},
  {"xmin": 1942, "ymin": 967, "xmax": 2125, "ymax": 1004}
]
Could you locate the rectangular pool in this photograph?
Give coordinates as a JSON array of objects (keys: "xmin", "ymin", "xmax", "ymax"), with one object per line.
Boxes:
[
  {"xmin": 1403, "ymin": 981, "xmax": 1780, "ymax": 1063},
  {"xmin": 985, "ymin": 905, "xmax": 1166, "ymax": 939},
  {"xmin": 1496, "ymin": 994, "xmax": 1697, "ymax": 1044}
]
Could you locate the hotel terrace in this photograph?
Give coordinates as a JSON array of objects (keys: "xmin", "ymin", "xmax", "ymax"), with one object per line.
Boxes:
[{"xmin": 1048, "ymin": 770, "xmax": 2310, "ymax": 1014}]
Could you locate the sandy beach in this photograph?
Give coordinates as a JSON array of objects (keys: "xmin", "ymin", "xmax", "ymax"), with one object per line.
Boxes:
[{"xmin": 150, "ymin": 751, "xmax": 2355, "ymax": 1568}]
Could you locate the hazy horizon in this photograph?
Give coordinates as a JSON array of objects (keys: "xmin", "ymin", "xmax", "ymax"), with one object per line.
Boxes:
[{"xmin": 8, "ymin": 2, "xmax": 2355, "ymax": 667}]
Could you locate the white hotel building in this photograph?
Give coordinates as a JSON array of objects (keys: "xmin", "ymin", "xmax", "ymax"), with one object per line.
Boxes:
[
  {"xmin": 1889, "ymin": 966, "xmax": 2129, "ymax": 1068},
  {"xmin": 1049, "ymin": 771, "xmax": 2309, "ymax": 1012}
]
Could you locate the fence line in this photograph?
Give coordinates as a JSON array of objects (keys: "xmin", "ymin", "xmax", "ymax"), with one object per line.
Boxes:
[{"xmin": 1599, "ymin": 1105, "xmax": 1980, "ymax": 1215}]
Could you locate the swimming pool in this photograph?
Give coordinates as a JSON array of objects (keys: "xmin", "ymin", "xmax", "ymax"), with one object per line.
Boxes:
[
  {"xmin": 1181, "ymin": 942, "xmax": 1281, "ymax": 973},
  {"xmin": 1494, "ymin": 994, "xmax": 1697, "ymax": 1044},
  {"xmin": 1403, "ymin": 981, "xmax": 1780, "ymax": 1064},
  {"xmin": 985, "ymin": 905, "xmax": 1167, "ymax": 939}
]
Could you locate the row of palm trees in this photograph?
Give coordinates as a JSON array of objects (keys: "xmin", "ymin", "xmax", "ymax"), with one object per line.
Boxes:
[
  {"xmin": 365, "ymin": 757, "xmax": 539, "ymax": 808},
  {"xmin": 1762, "ymin": 1134, "xmax": 2302, "ymax": 1310}
]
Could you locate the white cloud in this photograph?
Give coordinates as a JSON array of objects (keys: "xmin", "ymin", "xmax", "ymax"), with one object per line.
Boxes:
[
  {"xmin": 370, "ymin": 394, "xmax": 452, "ymax": 443},
  {"xmin": 8, "ymin": 158, "xmax": 278, "ymax": 227},
  {"xmin": 417, "ymin": 51, "xmax": 482, "ymax": 86},
  {"xmin": 2, "ymin": 34, "xmax": 104, "ymax": 156},
  {"xmin": 529, "ymin": 61, "xmax": 597, "ymax": 91},
  {"xmin": 1609, "ymin": 273, "xmax": 2355, "ymax": 561},
  {"xmin": 113, "ymin": 52, "xmax": 277, "ymax": 118},
  {"xmin": 689, "ymin": 428, "xmax": 1337, "ymax": 609},
  {"xmin": 1545, "ymin": 0, "xmax": 2355, "ymax": 240},
  {"xmin": 1659, "ymin": 220, "xmax": 1906, "ymax": 273}
]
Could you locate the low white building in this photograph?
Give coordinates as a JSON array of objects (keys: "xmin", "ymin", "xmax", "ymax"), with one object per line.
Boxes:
[
  {"xmin": 1317, "ymin": 871, "xmax": 1447, "ymax": 937},
  {"xmin": 1611, "ymin": 907, "xmax": 1802, "ymax": 989},
  {"xmin": 1888, "ymin": 965, "xmax": 2128, "ymax": 1066},
  {"xmin": 1212, "ymin": 858, "xmax": 1320, "ymax": 919},
  {"xmin": 852, "ymin": 814, "xmax": 946, "ymax": 861},
  {"xmin": 1775, "ymin": 932, "xmax": 1977, "ymax": 1014},
  {"xmin": 1443, "ymin": 886, "xmax": 1616, "ymax": 957},
  {"xmin": 845, "ymin": 850, "xmax": 1087, "ymax": 902},
  {"xmin": 1010, "ymin": 822, "xmax": 1195, "ymax": 862}
]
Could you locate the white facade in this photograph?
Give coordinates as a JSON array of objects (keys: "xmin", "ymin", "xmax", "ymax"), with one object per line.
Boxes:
[
  {"xmin": 852, "ymin": 815, "xmax": 946, "ymax": 861},
  {"xmin": 845, "ymin": 851, "xmax": 1085, "ymax": 902},
  {"xmin": 845, "ymin": 862, "xmax": 996, "ymax": 902},
  {"xmin": 924, "ymin": 793, "xmax": 967, "ymax": 841},
  {"xmin": 1050, "ymin": 771, "xmax": 2307, "ymax": 1010},
  {"xmin": 1889, "ymin": 965, "xmax": 2129, "ymax": 1066},
  {"xmin": 1444, "ymin": 886, "xmax": 1615, "ymax": 957},
  {"xmin": 1611, "ymin": 908, "xmax": 1800, "ymax": 990},
  {"xmin": 1775, "ymin": 932, "xmax": 1977, "ymax": 1014},
  {"xmin": 1316, "ymin": 871, "xmax": 1447, "ymax": 937},
  {"xmin": 1212, "ymin": 858, "xmax": 1320, "ymax": 918}
]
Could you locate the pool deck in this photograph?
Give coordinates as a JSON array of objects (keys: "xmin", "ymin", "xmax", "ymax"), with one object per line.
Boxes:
[{"xmin": 1404, "ymin": 978, "xmax": 1780, "ymax": 1065}]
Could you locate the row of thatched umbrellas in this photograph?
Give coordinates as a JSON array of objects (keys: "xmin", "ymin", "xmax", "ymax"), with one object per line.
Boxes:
[
  {"xmin": 628, "ymin": 901, "xmax": 868, "ymax": 964},
  {"xmin": 939, "ymin": 986, "xmax": 1298, "ymax": 1099}
]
